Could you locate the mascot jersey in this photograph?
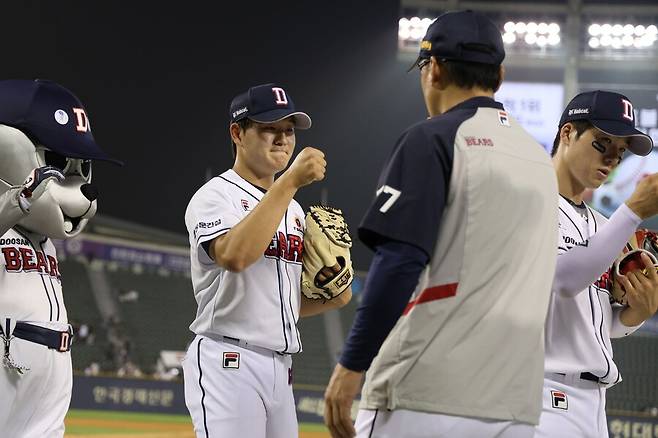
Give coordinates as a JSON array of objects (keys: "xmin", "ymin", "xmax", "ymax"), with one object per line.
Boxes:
[{"xmin": 1, "ymin": 225, "xmax": 65, "ymax": 322}]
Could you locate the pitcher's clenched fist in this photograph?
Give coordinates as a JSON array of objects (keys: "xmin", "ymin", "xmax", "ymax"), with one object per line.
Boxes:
[
  {"xmin": 626, "ymin": 173, "xmax": 658, "ymax": 219},
  {"xmin": 283, "ymin": 146, "xmax": 326, "ymax": 188}
]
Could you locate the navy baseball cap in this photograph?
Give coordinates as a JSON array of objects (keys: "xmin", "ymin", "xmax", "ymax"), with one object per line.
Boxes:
[
  {"xmin": 229, "ymin": 83, "xmax": 311, "ymax": 129},
  {"xmin": 559, "ymin": 90, "xmax": 653, "ymax": 156},
  {"xmin": 0, "ymin": 79, "xmax": 121, "ymax": 164},
  {"xmin": 410, "ymin": 10, "xmax": 505, "ymax": 70}
]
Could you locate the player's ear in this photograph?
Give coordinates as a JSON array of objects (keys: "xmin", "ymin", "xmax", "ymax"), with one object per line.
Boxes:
[
  {"xmin": 429, "ymin": 57, "xmax": 444, "ymax": 89},
  {"xmin": 229, "ymin": 123, "xmax": 243, "ymax": 146},
  {"xmin": 559, "ymin": 122, "xmax": 574, "ymax": 147}
]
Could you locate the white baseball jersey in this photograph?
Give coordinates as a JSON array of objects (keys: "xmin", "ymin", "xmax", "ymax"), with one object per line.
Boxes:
[
  {"xmin": 544, "ymin": 197, "xmax": 640, "ymax": 386},
  {"xmin": 358, "ymin": 97, "xmax": 558, "ymax": 425},
  {"xmin": 0, "ymin": 187, "xmax": 72, "ymax": 438},
  {"xmin": 0, "ymin": 229, "xmax": 65, "ymax": 323},
  {"xmin": 184, "ymin": 169, "xmax": 305, "ymax": 353},
  {"xmin": 0, "ymin": 186, "xmax": 66, "ymax": 326}
]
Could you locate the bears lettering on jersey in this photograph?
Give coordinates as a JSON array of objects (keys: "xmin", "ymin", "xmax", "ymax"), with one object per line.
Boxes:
[
  {"xmin": 264, "ymin": 232, "xmax": 303, "ymax": 263},
  {"xmin": 2, "ymin": 246, "xmax": 60, "ymax": 280}
]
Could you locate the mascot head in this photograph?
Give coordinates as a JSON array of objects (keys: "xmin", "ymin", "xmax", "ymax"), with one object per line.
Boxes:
[{"xmin": 0, "ymin": 79, "xmax": 121, "ymax": 239}]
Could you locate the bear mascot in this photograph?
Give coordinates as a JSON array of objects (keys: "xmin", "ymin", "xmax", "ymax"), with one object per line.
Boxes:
[{"xmin": 0, "ymin": 79, "xmax": 120, "ymax": 437}]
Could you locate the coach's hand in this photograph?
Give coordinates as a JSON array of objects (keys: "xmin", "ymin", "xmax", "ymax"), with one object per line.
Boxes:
[
  {"xmin": 618, "ymin": 252, "xmax": 658, "ymax": 326},
  {"xmin": 626, "ymin": 173, "xmax": 658, "ymax": 219},
  {"xmin": 283, "ymin": 147, "xmax": 326, "ymax": 189},
  {"xmin": 324, "ymin": 363, "xmax": 362, "ymax": 438}
]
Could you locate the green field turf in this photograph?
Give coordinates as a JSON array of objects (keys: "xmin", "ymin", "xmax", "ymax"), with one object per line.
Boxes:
[
  {"xmin": 65, "ymin": 409, "xmax": 329, "ymax": 436},
  {"xmin": 68, "ymin": 409, "xmax": 192, "ymax": 423}
]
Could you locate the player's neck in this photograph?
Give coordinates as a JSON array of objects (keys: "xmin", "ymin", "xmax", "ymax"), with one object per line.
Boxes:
[
  {"xmin": 231, "ymin": 162, "xmax": 275, "ymax": 190},
  {"xmin": 553, "ymin": 156, "xmax": 585, "ymax": 204},
  {"xmin": 433, "ymin": 87, "xmax": 494, "ymax": 116}
]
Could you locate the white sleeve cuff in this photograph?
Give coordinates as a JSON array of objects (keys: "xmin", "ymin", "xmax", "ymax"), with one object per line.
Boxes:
[
  {"xmin": 610, "ymin": 306, "xmax": 644, "ymax": 338},
  {"xmin": 618, "ymin": 202, "xmax": 642, "ymax": 226}
]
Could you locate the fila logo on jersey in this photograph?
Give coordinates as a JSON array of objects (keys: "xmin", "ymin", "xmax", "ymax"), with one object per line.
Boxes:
[
  {"xmin": 498, "ymin": 110, "xmax": 510, "ymax": 127},
  {"xmin": 241, "ymin": 199, "xmax": 250, "ymax": 211},
  {"xmin": 272, "ymin": 87, "xmax": 288, "ymax": 105},
  {"xmin": 550, "ymin": 390, "xmax": 568, "ymax": 410},
  {"xmin": 2, "ymin": 247, "xmax": 60, "ymax": 279},
  {"xmin": 72, "ymin": 108, "xmax": 90, "ymax": 133},
  {"xmin": 264, "ymin": 232, "xmax": 303, "ymax": 263},
  {"xmin": 223, "ymin": 352, "xmax": 240, "ymax": 369}
]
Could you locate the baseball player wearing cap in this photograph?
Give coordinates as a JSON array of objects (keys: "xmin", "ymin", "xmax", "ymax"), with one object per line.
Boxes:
[
  {"xmin": 324, "ymin": 10, "xmax": 558, "ymax": 438},
  {"xmin": 0, "ymin": 79, "xmax": 120, "ymax": 437},
  {"xmin": 182, "ymin": 83, "xmax": 352, "ymax": 438},
  {"xmin": 536, "ymin": 91, "xmax": 658, "ymax": 437}
]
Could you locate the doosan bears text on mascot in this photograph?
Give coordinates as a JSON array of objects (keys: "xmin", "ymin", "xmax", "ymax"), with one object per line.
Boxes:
[{"xmin": 0, "ymin": 79, "xmax": 120, "ymax": 437}]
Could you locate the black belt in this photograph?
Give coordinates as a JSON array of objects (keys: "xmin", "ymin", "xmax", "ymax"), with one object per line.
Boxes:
[
  {"xmin": 221, "ymin": 336, "xmax": 286, "ymax": 356},
  {"xmin": 12, "ymin": 322, "xmax": 73, "ymax": 352},
  {"xmin": 556, "ymin": 372, "xmax": 600, "ymax": 383},
  {"xmin": 580, "ymin": 372, "xmax": 600, "ymax": 382}
]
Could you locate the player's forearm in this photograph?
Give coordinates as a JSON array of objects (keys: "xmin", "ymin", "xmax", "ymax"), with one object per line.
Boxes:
[
  {"xmin": 554, "ymin": 204, "xmax": 641, "ymax": 298},
  {"xmin": 212, "ymin": 175, "xmax": 298, "ymax": 272},
  {"xmin": 300, "ymin": 287, "xmax": 352, "ymax": 317},
  {"xmin": 0, "ymin": 187, "xmax": 28, "ymax": 236}
]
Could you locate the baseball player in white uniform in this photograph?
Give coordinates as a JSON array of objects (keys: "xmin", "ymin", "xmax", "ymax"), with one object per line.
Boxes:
[
  {"xmin": 536, "ymin": 90, "xmax": 658, "ymax": 437},
  {"xmin": 182, "ymin": 83, "xmax": 352, "ymax": 438},
  {"xmin": 0, "ymin": 79, "xmax": 120, "ymax": 437},
  {"xmin": 324, "ymin": 11, "xmax": 558, "ymax": 438}
]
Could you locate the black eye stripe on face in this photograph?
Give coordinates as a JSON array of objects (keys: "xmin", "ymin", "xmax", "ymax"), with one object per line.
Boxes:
[
  {"xmin": 591, "ymin": 140, "xmax": 606, "ymax": 154},
  {"xmin": 591, "ymin": 139, "xmax": 626, "ymax": 158}
]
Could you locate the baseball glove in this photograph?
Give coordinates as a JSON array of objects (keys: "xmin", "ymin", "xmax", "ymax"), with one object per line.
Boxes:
[
  {"xmin": 611, "ymin": 229, "xmax": 658, "ymax": 304},
  {"xmin": 301, "ymin": 205, "xmax": 353, "ymax": 300}
]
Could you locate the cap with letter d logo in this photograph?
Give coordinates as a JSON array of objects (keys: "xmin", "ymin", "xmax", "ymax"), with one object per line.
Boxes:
[
  {"xmin": 559, "ymin": 90, "xmax": 653, "ymax": 156},
  {"xmin": 0, "ymin": 79, "xmax": 122, "ymax": 164},
  {"xmin": 229, "ymin": 83, "xmax": 312, "ymax": 129}
]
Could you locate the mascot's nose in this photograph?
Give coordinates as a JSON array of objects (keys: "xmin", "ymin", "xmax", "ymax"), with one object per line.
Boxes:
[{"xmin": 80, "ymin": 184, "xmax": 98, "ymax": 202}]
